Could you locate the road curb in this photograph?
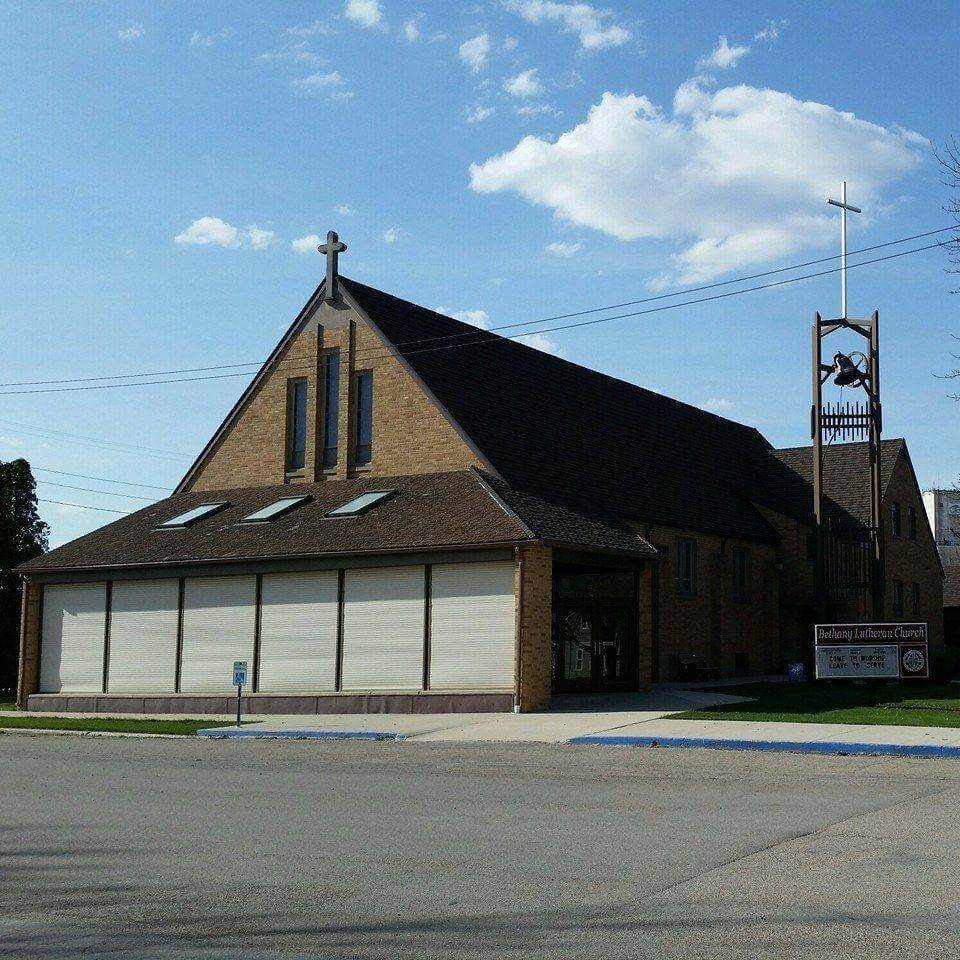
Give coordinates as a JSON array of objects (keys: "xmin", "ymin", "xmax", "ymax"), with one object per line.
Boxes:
[
  {"xmin": 196, "ymin": 727, "xmax": 405, "ymax": 741},
  {"xmin": 567, "ymin": 734, "xmax": 960, "ymax": 758}
]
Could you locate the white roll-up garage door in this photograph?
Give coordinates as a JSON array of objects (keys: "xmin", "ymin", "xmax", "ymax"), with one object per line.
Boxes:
[
  {"xmin": 180, "ymin": 576, "xmax": 256, "ymax": 693},
  {"xmin": 429, "ymin": 562, "xmax": 516, "ymax": 690},
  {"xmin": 107, "ymin": 579, "xmax": 179, "ymax": 693},
  {"xmin": 341, "ymin": 566, "xmax": 425, "ymax": 690},
  {"xmin": 258, "ymin": 571, "xmax": 339, "ymax": 691},
  {"xmin": 40, "ymin": 583, "xmax": 107, "ymax": 693}
]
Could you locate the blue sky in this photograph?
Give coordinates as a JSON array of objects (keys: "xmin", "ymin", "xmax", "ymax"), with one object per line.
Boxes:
[{"xmin": 2, "ymin": 0, "xmax": 958, "ymax": 546}]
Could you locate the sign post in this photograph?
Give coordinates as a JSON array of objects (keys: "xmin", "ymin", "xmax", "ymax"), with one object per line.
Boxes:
[
  {"xmin": 233, "ymin": 660, "xmax": 248, "ymax": 727},
  {"xmin": 814, "ymin": 623, "xmax": 928, "ymax": 680}
]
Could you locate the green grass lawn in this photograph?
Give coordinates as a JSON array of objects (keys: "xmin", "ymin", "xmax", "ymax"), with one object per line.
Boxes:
[
  {"xmin": 0, "ymin": 715, "xmax": 238, "ymax": 736},
  {"xmin": 670, "ymin": 681, "xmax": 960, "ymax": 728},
  {"xmin": 0, "ymin": 700, "xmax": 15, "ymax": 712}
]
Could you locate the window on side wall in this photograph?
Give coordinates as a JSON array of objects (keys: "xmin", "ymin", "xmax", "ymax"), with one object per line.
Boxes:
[
  {"xmin": 675, "ymin": 537, "xmax": 696, "ymax": 597},
  {"xmin": 355, "ymin": 370, "xmax": 373, "ymax": 467},
  {"xmin": 908, "ymin": 506, "xmax": 917, "ymax": 542},
  {"xmin": 286, "ymin": 378, "xmax": 308, "ymax": 472},
  {"xmin": 732, "ymin": 545, "xmax": 749, "ymax": 601},
  {"xmin": 892, "ymin": 579, "xmax": 904, "ymax": 617},
  {"xmin": 322, "ymin": 350, "xmax": 340, "ymax": 471},
  {"xmin": 891, "ymin": 501, "xmax": 902, "ymax": 539}
]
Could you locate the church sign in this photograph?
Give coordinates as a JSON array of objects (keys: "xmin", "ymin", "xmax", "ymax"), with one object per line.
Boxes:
[{"xmin": 814, "ymin": 623, "xmax": 929, "ymax": 679}]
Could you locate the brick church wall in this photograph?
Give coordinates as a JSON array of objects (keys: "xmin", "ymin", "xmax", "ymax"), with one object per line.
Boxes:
[
  {"xmin": 186, "ymin": 298, "xmax": 482, "ymax": 493},
  {"xmin": 642, "ymin": 525, "xmax": 781, "ymax": 681}
]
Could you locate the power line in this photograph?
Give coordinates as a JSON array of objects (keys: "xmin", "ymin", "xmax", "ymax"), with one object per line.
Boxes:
[
  {"xmin": 307, "ymin": 240, "xmax": 947, "ymax": 370},
  {"xmin": 37, "ymin": 480, "xmax": 157, "ymax": 501},
  {"xmin": 0, "ymin": 238, "xmax": 945, "ymax": 396},
  {"xmin": 32, "ymin": 467, "xmax": 172, "ymax": 492},
  {"xmin": 0, "ymin": 370, "xmax": 254, "ymax": 397},
  {"xmin": 39, "ymin": 498, "xmax": 128, "ymax": 514},
  {"xmin": 0, "ymin": 418, "xmax": 190, "ymax": 460},
  {"xmin": 2, "ymin": 223, "xmax": 954, "ymax": 391}
]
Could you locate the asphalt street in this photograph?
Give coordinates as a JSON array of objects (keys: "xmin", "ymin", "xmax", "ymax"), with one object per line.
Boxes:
[{"xmin": 2, "ymin": 732, "xmax": 959, "ymax": 959}]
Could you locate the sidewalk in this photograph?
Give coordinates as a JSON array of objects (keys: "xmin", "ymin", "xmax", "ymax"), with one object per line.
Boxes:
[{"xmin": 196, "ymin": 688, "xmax": 747, "ymax": 743}]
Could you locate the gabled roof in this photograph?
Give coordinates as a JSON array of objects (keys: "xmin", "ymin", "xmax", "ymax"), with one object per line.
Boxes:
[
  {"xmin": 767, "ymin": 439, "xmax": 906, "ymax": 525},
  {"xmin": 19, "ymin": 470, "xmax": 656, "ymax": 575},
  {"xmin": 342, "ymin": 277, "xmax": 780, "ymax": 543}
]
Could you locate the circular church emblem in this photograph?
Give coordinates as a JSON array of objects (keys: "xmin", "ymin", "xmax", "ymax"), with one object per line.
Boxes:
[{"xmin": 902, "ymin": 648, "xmax": 926, "ymax": 674}]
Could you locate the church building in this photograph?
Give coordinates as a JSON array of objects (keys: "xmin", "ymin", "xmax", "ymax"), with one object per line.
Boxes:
[{"xmin": 16, "ymin": 239, "xmax": 946, "ymax": 713}]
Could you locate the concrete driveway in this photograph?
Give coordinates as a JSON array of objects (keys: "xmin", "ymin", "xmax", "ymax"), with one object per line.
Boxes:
[{"xmin": 2, "ymin": 734, "xmax": 959, "ymax": 959}]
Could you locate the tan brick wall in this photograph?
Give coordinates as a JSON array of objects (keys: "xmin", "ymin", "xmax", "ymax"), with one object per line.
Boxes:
[
  {"xmin": 645, "ymin": 525, "xmax": 780, "ymax": 680},
  {"xmin": 883, "ymin": 455, "xmax": 946, "ymax": 664},
  {"xmin": 517, "ymin": 543, "xmax": 552, "ymax": 711},
  {"xmin": 16, "ymin": 580, "xmax": 42, "ymax": 709},
  {"xmin": 186, "ymin": 299, "xmax": 482, "ymax": 492},
  {"xmin": 636, "ymin": 563, "xmax": 654, "ymax": 691}
]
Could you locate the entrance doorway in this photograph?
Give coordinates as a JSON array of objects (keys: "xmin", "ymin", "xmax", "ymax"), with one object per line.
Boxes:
[{"xmin": 553, "ymin": 568, "xmax": 639, "ymax": 693}]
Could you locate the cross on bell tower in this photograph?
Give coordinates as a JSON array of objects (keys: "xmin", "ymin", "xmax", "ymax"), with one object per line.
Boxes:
[{"xmin": 318, "ymin": 230, "xmax": 348, "ymax": 302}]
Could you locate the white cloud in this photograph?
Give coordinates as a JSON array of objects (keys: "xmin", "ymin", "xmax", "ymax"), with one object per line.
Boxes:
[
  {"xmin": 292, "ymin": 71, "xmax": 344, "ymax": 93},
  {"xmin": 754, "ymin": 19, "xmax": 787, "ymax": 43},
  {"xmin": 503, "ymin": 1, "xmax": 629, "ymax": 51},
  {"xmin": 700, "ymin": 397, "xmax": 735, "ymax": 413},
  {"xmin": 503, "ymin": 35, "xmax": 519, "ymax": 51},
  {"xmin": 118, "ymin": 23, "xmax": 144, "ymax": 42},
  {"xmin": 516, "ymin": 102, "xmax": 560, "ymax": 117},
  {"xmin": 436, "ymin": 307, "xmax": 491, "ymax": 328},
  {"xmin": 292, "ymin": 234, "xmax": 322, "ymax": 254},
  {"xmin": 345, "ymin": 0, "xmax": 385, "ymax": 30},
  {"xmin": 469, "ymin": 83, "xmax": 923, "ymax": 283},
  {"xmin": 403, "ymin": 17, "xmax": 421, "ymax": 42},
  {"xmin": 189, "ymin": 29, "xmax": 230, "ymax": 48},
  {"xmin": 545, "ymin": 240, "xmax": 581, "ymax": 257},
  {"xmin": 382, "ymin": 227, "xmax": 401, "ymax": 243},
  {"xmin": 174, "ymin": 217, "xmax": 240, "ymax": 247},
  {"xmin": 335, "ymin": 204, "xmax": 356, "ymax": 215},
  {"xmin": 465, "ymin": 104, "xmax": 496, "ymax": 124},
  {"xmin": 504, "ymin": 68, "xmax": 543, "ymax": 97},
  {"xmin": 437, "ymin": 305, "xmax": 562, "ymax": 355},
  {"xmin": 697, "ymin": 35, "xmax": 750, "ymax": 70},
  {"xmin": 258, "ymin": 42, "xmax": 326, "ymax": 67},
  {"xmin": 244, "ymin": 225, "xmax": 276, "ymax": 250},
  {"xmin": 459, "ymin": 33, "xmax": 491, "ymax": 73},
  {"xmin": 286, "ymin": 20, "xmax": 331, "ymax": 38}
]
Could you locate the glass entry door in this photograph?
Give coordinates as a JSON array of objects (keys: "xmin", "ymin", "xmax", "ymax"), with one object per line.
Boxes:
[{"xmin": 556, "ymin": 599, "xmax": 636, "ymax": 692}]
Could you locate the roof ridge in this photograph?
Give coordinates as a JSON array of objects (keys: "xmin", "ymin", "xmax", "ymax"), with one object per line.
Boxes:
[{"xmin": 341, "ymin": 276, "xmax": 767, "ymax": 438}]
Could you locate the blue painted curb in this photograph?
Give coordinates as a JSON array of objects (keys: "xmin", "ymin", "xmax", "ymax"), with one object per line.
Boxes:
[
  {"xmin": 197, "ymin": 728, "xmax": 404, "ymax": 741},
  {"xmin": 568, "ymin": 734, "xmax": 960, "ymax": 758}
]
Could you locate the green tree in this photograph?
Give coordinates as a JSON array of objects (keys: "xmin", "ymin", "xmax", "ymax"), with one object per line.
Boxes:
[{"xmin": 0, "ymin": 460, "xmax": 49, "ymax": 692}]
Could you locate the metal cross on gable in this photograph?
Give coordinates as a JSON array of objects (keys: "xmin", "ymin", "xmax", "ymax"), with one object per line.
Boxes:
[
  {"xmin": 826, "ymin": 180, "xmax": 861, "ymax": 320},
  {"xmin": 318, "ymin": 230, "xmax": 348, "ymax": 302}
]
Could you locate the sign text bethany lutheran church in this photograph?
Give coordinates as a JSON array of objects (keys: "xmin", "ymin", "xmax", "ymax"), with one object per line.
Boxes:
[{"xmin": 814, "ymin": 623, "xmax": 929, "ymax": 679}]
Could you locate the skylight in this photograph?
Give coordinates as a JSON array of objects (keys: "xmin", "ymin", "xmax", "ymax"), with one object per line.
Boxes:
[
  {"xmin": 157, "ymin": 502, "xmax": 229, "ymax": 529},
  {"xmin": 325, "ymin": 490, "xmax": 396, "ymax": 518},
  {"xmin": 238, "ymin": 495, "xmax": 311, "ymax": 524}
]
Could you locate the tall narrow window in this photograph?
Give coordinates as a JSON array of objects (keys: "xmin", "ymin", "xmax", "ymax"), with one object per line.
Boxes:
[
  {"xmin": 891, "ymin": 501, "xmax": 902, "ymax": 539},
  {"xmin": 286, "ymin": 378, "xmax": 308, "ymax": 472},
  {"xmin": 731, "ymin": 546, "xmax": 749, "ymax": 601},
  {"xmin": 322, "ymin": 351, "xmax": 340, "ymax": 471},
  {"xmin": 892, "ymin": 579, "xmax": 904, "ymax": 616},
  {"xmin": 912, "ymin": 581, "xmax": 921, "ymax": 617},
  {"xmin": 908, "ymin": 506, "xmax": 917, "ymax": 541},
  {"xmin": 355, "ymin": 370, "xmax": 373, "ymax": 467},
  {"xmin": 675, "ymin": 537, "xmax": 696, "ymax": 597}
]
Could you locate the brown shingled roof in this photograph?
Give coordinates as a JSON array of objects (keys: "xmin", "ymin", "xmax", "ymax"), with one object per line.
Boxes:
[{"xmin": 19, "ymin": 470, "xmax": 656, "ymax": 575}]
